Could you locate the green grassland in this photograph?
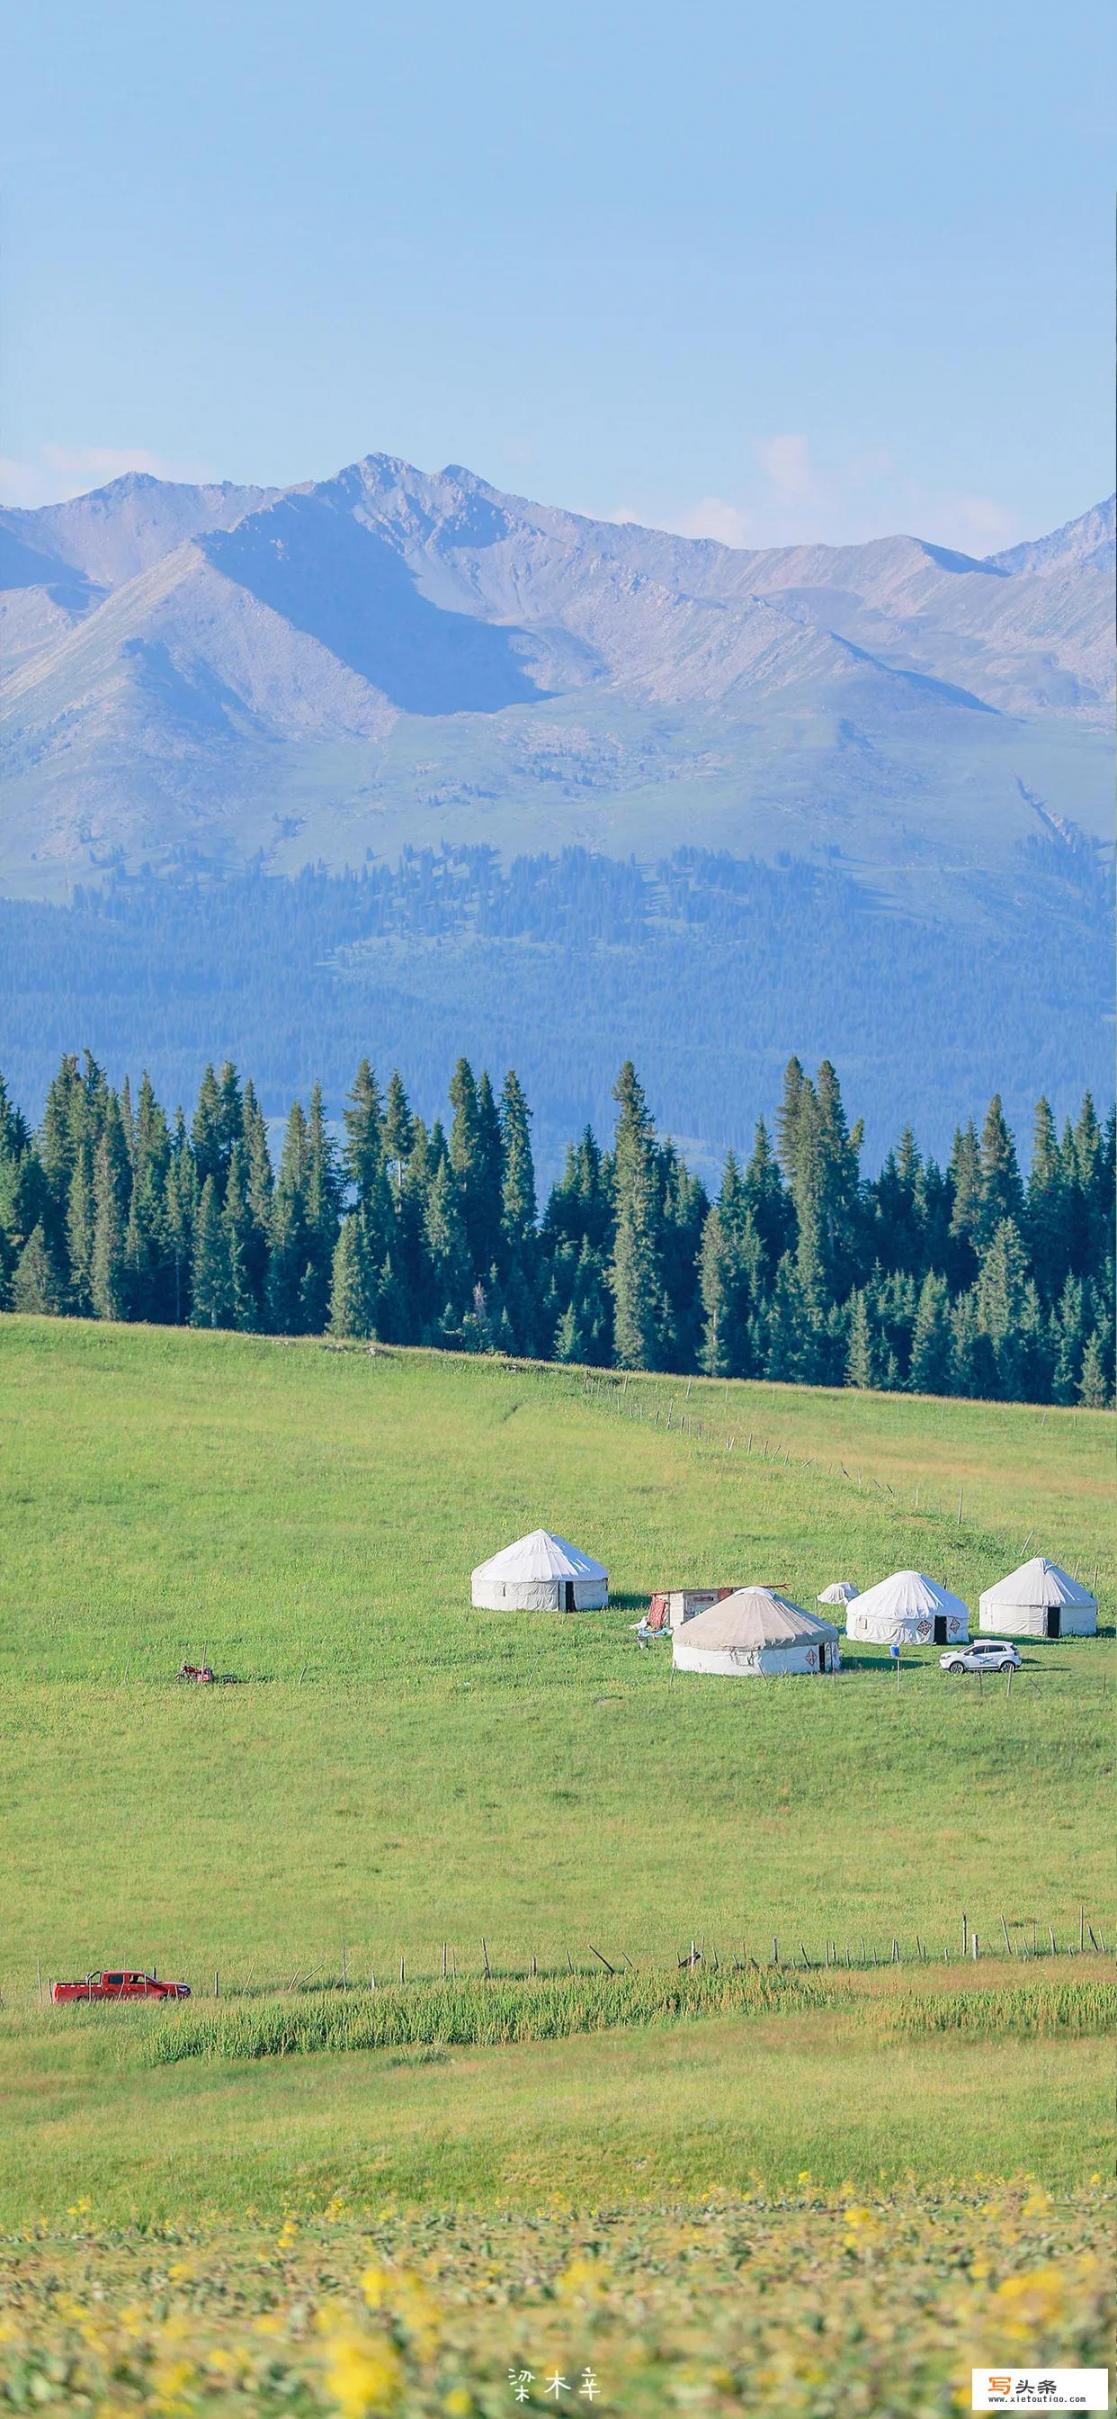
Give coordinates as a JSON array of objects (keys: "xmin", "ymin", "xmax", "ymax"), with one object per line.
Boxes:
[
  {"xmin": 0, "ymin": 1315, "xmax": 1112, "ymax": 2242},
  {"xmin": 2, "ymin": 1972, "xmax": 1112, "ymax": 2229}
]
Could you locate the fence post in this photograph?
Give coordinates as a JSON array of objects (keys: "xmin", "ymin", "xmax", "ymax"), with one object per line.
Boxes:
[
  {"xmin": 972, "ymin": 1932, "xmax": 979, "ymax": 1960},
  {"xmin": 961, "ymin": 1911, "xmax": 968, "ymax": 1957},
  {"xmin": 1001, "ymin": 1915, "xmax": 1013, "ymax": 1956},
  {"xmin": 213, "ymin": 1969, "xmax": 220, "ymax": 1999},
  {"xmin": 482, "ymin": 1939, "xmax": 492, "ymax": 1979}
]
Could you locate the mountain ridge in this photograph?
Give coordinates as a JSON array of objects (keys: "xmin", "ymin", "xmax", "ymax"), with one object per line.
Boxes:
[{"xmin": 0, "ymin": 453, "xmax": 1111, "ymax": 900}]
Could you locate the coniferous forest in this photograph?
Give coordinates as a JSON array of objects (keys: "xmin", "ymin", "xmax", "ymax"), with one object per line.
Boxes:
[{"xmin": 0, "ymin": 1050, "xmax": 1112, "ymax": 1407}]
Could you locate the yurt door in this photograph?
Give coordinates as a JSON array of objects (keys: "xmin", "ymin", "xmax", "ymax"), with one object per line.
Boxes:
[
  {"xmin": 933, "ymin": 1617, "xmax": 948, "ymax": 1644},
  {"xmin": 1047, "ymin": 1606, "xmax": 1061, "ymax": 1639},
  {"xmin": 563, "ymin": 1581, "xmax": 576, "ymax": 1611},
  {"xmin": 818, "ymin": 1644, "xmax": 829, "ymax": 1671}
]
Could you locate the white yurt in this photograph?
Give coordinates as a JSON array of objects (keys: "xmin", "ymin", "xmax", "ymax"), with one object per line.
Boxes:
[
  {"xmin": 979, "ymin": 1558, "xmax": 1097, "ymax": 1640},
  {"xmin": 470, "ymin": 1529, "xmax": 608, "ymax": 1612},
  {"xmin": 845, "ymin": 1569, "xmax": 969, "ymax": 1647},
  {"xmin": 672, "ymin": 1588, "xmax": 840, "ymax": 1677},
  {"xmin": 818, "ymin": 1581, "xmax": 859, "ymax": 1607}
]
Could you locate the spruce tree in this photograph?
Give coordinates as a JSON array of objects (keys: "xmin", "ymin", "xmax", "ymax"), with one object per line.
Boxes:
[
  {"xmin": 658, "ymin": 1146, "xmax": 707, "ymax": 1372},
  {"xmin": 814, "ymin": 1059, "xmax": 862, "ymax": 1298},
  {"xmin": 163, "ymin": 1123, "xmax": 197, "ymax": 1324},
  {"xmin": 975, "ymin": 1217, "xmax": 1030, "ymax": 1397},
  {"xmin": 498, "ymin": 1070, "xmax": 538, "ymax": 1354},
  {"xmin": 762, "ymin": 1253, "xmax": 809, "ymax": 1382},
  {"xmin": 775, "ymin": 1057, "xmax": 808, "ymax": 1179},
  {"xmin": 328, "ymin": 1214, "xmax": 375, "ymax": 1339},
  {"xmin": 473, "ymin": 1071, "xmax": 505, "ymax": 1274},
  {"xmin": 190, "ymin": 1176, "xmax": 231, "ymax": 1328},
  {"xmin": 554, "ymin": 1237, "xmax": 612, "ymax": 1365},
  {"xmin": 608, "ymin": 1062, "xmax": 664, "ymax": 1370},
  {"xmin": 342, "ymin": 1060, "xmax": 384, "ymax": 1206},
  {"xmin": 191, "ymin": 1066, "xmax": 226, "ymax": 1196},
  {"xmin": 1078, "ymin": 1329, "xmax": 1109, "ymax": 1409},
  {"xmin": 90, "ymin": 1102, "xmax": 130, "ymax": 1322},
  {"xmin": 946, "ymin": 1122, "xmax": 982, "ymax": 1288},
  {"xmin": 11, "ymin": 1223, "xmax": 65, "ymax": 1315},
  {"xmin": 1050, "ymin": 1274, "xmax": 1086, "ymax": 1405},
  {"xmin": 742, "ymin": 1117, "xmax": 792, "ymax": 1277},
  {"xmin": 268, "ymin": 1102, "xmax": 312, "ymax": 1333},
  {"xmin": 38, "ymin": 1056, "xmax": 86, "ymax": 1249},
  {"xmin": 67, "ymin": 1145, "xmax": 96, "ymax": 1314},
  {"xmin": 909, "ymin": 1271, "xmax": 953, "ymax": 1395},
  {"xmin": 222, "ymin": 1143, "xmax": 258, "ymax": 1329},
  {"xmin": 382, "ymin": 1072, "xmax": 414, "ymax": 1203},
  {"xmin": 499, "ymin": 1070, "xmax": 537, "ymax": 1249},
  {"xmin": 303, "ymin": 1083, "xmax": 341, "ymax": 1332},
  {"xmin": 698, "ymin": 1155, "xmax": 757, "ymax": 1378},
  {"xmin": 448, "ymin": 1058, "xmax": 503, "ymax": 1276},
  {"xmin": 1025, "ymin": 1097, "xmax": 1068, "ymax": 1301},
  {"xmin": 242, "ymin": 1081, "xmax": 274, "ymax": 1313},
  {"xmin": 976, "ymin": 1094, "xmax": 1024, "ymax": 1248},
  {"xmin": 423, "ymin": 1158, "xmax": 471, "ymax": 1339},
  {"xmin": 845, "ymin": 1289, "xmax": 876, "ymax": 1389}
]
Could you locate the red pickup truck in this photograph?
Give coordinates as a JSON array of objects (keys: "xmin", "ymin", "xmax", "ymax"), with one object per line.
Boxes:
[{"xmin": 51, "ymin": 1969, "xmax": 191, "ymax": 2004}]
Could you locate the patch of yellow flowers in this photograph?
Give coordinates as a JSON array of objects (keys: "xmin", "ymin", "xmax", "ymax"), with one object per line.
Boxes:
[{"xmin": 0, "ymin": 2181, "xmax": 1109, "ymax": 2416}]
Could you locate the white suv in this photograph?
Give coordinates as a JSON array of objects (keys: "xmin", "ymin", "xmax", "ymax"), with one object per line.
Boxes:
[{"xmin": 940, "ymin": 1639, "xmax": 1021, "ymax": 1674}]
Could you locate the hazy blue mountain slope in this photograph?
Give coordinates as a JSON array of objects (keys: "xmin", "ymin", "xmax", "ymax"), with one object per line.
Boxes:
[
  {"xmin": 0, "ymin": 457, "xmax": 1111, "ymax": 1154},
  {"xmin": 1, "ymin": 843, "xmax": 1109, "ymax": 1176},
  {"xmin": 1, "ymin": 453, "xmax": 1111, "ymax": 903},
  {"xmin": 0, "ymin": 472, "xmax": 272, "ymax": 589}
]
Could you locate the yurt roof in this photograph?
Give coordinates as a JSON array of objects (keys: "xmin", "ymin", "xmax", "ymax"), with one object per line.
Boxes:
[
  {"xmin": 980, "ymin": 1557, "xmax": 1096, "ymax": 1610},
  {"xmin": 679, "ymin": 1588, "xmax": 838, "ymax": 1652},
  {"xmin": 818, "ymin": 1580, "xmax": 859, "ymax": 1605},
  {"xmin": 851, "ymin": 1568, "xmax": 968, "ymax": 1622},
  {"xmin": 471, "ymin": 1529, "xmax": 608, "ymax": 1584}
]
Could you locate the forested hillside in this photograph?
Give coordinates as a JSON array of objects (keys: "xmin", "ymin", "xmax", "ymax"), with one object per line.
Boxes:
[
  {"xmin": 0, "ymin": 836, "xmax": 1111, "ymax": 1172},
  {"xmin": 1, "ymin": 1046, "xmax": 1111, "ymax": 1406}
]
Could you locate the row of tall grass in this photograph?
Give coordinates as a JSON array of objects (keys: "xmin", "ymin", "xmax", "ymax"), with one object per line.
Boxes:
[
  {"xmin": 136, "ymin": 1963, "xmax": 824, "ymax": 2064},
  {"xmin": 124, "ymin": 1965, "xmax": 1116, "ymax": 2066},
  {"xmin": 885, "ymin": 1978, "xmax": 1116, "ymax": 2039}
]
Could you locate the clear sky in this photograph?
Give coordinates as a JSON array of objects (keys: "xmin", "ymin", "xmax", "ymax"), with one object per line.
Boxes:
[{"xmin": 5, "ymin": 0, "xmax": 1112, "ymax": 550}]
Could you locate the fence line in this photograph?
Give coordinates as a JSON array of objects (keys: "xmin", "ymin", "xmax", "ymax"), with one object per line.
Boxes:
[{"xmin": 12, "ymin": 1908, "xmax": 1110, "ymax": 2013}]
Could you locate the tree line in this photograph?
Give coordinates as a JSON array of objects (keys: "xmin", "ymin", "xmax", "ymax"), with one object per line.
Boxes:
[{"xmin": 0, "ymin": 1051, "xmax": 1112, "ymax": 1407}]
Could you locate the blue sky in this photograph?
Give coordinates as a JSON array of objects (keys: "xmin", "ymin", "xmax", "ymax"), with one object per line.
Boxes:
[{"xmin": 5, "ymin": 0, "xmax": 1112, "ymax": 549}]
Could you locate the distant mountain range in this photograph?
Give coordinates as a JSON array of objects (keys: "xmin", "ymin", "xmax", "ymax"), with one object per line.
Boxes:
[
  {"xmin": 0, "ymin": 457, "xmax": 1111, "ymax": 898},
  {"xmin": 0, "ymin": 458, "xmax": 1112, "ymax": 1164}
]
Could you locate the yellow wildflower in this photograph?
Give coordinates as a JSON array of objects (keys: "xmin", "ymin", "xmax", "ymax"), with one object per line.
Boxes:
[
  {"xmin": 322, "ymin": 2327, "xmax": 404, "ymax": 2416},
  {"xmin": 150, "ymin": 2355, "xmax": 196, "ymax": 2412},
  {"xmin": 992, "ymin": 2263, "xmax": 1066, "ymax": 2340},
  {"xmin": 556, "ymin": 2252, "xmax": 611, "ymax": 2305}
]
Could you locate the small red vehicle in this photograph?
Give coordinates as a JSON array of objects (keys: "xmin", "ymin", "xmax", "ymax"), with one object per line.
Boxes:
[{"xmin": 51, "ymin": 1968, "xmax": 191, "ymax": 2004}]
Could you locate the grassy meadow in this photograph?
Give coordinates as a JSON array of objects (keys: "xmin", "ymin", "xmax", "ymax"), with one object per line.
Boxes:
[{"xmin": 0, "ymin": 1315, "xmax": 1112, "ymax": 2410}]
